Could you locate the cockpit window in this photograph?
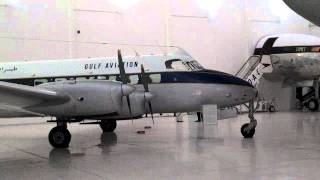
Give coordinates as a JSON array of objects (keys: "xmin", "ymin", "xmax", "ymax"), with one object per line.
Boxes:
[
  {"xmin": 188, "ymin": 60, "xmax": 204, "ymax": 70},
  {"xmin": 165, "ymin": 59, "xmax": 188, "ymax": 70},
  {"xmin": 165, "ymin": 59, "xmax": 204, "ymax": 71}
]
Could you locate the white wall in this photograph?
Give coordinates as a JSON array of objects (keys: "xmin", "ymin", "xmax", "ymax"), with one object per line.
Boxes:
[
  {"xmin": 1, "ymin": 0, "xmax": 319, "ymax": 73},
  {"xmin": 0, "ymin": 0, "xmax": 319, "ymax": 110}
]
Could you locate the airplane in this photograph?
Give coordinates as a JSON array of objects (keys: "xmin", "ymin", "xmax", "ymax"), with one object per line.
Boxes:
[
  {"xmin": 281, "ymin": 0, "xmax": 320, "ymax": 111},
  {"xmin": 0, "ymin": 47, "xmax": 258, "ymax": 148},
  {"xmin": 239, "ymin": 33, "xmax": 320, "ymax": 111},
  {"xmin": 283, "ymin": 0, "xmax": 320, "ymax": 26}
]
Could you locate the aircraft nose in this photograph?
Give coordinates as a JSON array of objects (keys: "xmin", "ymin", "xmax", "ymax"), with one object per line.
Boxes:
[
  {"xmin": 235, "ymin": 78, "xmax": 258, "ymax": 102},
  {"xmin": 248, "ymin": 86, "xmax": 258, "ymax": 100},
  {"xmin": 241, "ymin": 84, "xmax": 258, "ymax": 102}
]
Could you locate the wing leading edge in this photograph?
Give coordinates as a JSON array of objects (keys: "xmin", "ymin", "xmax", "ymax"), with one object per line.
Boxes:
[{"xmin": 0, "ymin": 81, "xmax": 70, "ymax": 110}]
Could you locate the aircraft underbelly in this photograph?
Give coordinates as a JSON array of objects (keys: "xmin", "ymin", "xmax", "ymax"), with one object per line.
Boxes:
[
  {"xmin": 283, "ymin": 0, "xmax": 320, "ymax": 27},
  {"xmin": 98, "ymin": 83, "xmax": 255, "ymax": 120},
  {"xmin": 143, "ymin": 83, "xmax": 255, "ymax": 113}
]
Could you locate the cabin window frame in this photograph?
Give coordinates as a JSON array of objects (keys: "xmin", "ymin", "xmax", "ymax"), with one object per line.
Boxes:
[
  {"xmin": 149, "ymin": 73, "xmax": 161, "ymax": 83},
  {"xmin": 34, "ymin": 79, "xmax": 49, "ymax": 86},
  {"xmin": 129, "ymin": 74, "xmax": 139, "ymax": 85}
]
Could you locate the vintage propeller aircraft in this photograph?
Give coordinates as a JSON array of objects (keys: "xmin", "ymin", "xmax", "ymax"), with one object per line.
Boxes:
[{"xmin": 0, "ymin": 48, "xmax": 258, "ymax": 148}]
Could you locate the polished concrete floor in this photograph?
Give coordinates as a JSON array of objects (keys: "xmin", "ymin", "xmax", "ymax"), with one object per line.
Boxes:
[{"xmin": 0, "ymin": 112, "xmax": 320, "ymax": 179}]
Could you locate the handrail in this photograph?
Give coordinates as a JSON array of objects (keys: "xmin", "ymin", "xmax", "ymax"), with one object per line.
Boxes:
[{"xmin": 235, "ymin": 55, "xmax": 262, "ymax": 79}]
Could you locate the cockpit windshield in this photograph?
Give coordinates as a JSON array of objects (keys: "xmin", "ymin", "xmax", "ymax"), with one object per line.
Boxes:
[
  {"xmin": 186, "ymin": 60, "xmax": 204, "ymax": 70},
  {"xmin": 165, "ymin": 59, "xmax": 204, "ymax": 71}
]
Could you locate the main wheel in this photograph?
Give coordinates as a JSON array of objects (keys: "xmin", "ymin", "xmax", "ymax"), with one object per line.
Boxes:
[
  {"xmin": 241, "ymin": 123, "xmax": 255, "ymax": 138},
  {"xmin": 49, "ymin": 127, "xmax": 71, "ymax": 148},
  {"xmin": 100, "ymin": 120, "xmax": 117, "ymax": 132},
  {"xmin": 307, "ymin": 99, "xmax": 319, "ymax": 112},
  {"xmin": 269, "ymin": 105, "xmax": 276, "ymax": 113}
]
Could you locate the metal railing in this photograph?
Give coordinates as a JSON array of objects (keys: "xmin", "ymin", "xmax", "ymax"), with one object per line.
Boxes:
[{"xmin": 235, "ymin": 55, "xmax": 262, "ymax": 80}]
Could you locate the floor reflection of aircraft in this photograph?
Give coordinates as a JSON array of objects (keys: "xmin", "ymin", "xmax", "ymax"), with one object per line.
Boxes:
[
  {"xmin": 49, "ymin": 148, "xmax": 72, "ymax": 168},
  {"xmin": 0, "ymin": 47, "xmax": 257, "ymax": 148},
  {"xmin": 100, "ymin": 133, "xmax": 118, "ymax": 147}
]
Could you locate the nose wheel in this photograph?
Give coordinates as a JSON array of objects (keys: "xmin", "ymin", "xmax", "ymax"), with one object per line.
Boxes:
[
  {"xmin": 241, "ymin": 100, "xmax": 257, "ymax": 138},
  {"xmin": 241, "ymin": 123, "xmax": 255, "ymax": 138},
  {"xmin": 49, "ymin": 122, "xmax": 71, "ymax": 148}
]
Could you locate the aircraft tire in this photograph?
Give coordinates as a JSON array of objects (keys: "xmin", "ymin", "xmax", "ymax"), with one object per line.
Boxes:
[
  {"xmin": 100, "ymin": 120, "xmax": 117, "ymax": 132},
  {"xmin": 307, "ymin": 99, "xmax": 319, "ymax": 112},
  {"xmin": 241, "ymin": 123, "xmax": 255, "ymax": 138},
  {"xmin": 269, "ymin": 105, "xmax": 276, "ymax": 113},
  {"xmin": 49, "ymin": 127, "xmax": 71, "ymax": 148}
]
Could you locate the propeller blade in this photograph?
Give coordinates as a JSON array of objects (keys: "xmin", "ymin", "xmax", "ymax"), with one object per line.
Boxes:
[
  {"xmin": 118, "ymin": 49, "xmax": 127, "ymax": 84},
  {"xmin": 117, "ymin": 49, "xmax": 133, "ymax": 121},
  {"xmin": 141, "ymin": 64, "xmax": 149, "ymax": 92},
  {"xmin": 126, "ymin": 95, "xmax": 133, "ymax": 123},
  {"xmin": 121, "ymin": 84, "xmax": 136, "ymax": 96},
  {"xmin": 140, "ymin": 64, "xmax": 154, "ymax": 124},
  {"xmin": 148, "ymin": 102, "xmax": 154, "ymax": 124}
]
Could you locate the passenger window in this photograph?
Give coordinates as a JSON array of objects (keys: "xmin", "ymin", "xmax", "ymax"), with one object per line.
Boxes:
[
  {"xmin": 34, "ymin": 79, "xmax": 48, "ymax": 86},
  {"xmin": 150, "ymin": 74, "xmax": 161, "ymax": 83},
  {"xmin": 129, "ymin": 75, "xmax": 139, "ymax": 84},
  {"xmin": 165, "ymin": 59, "xmax": 189, "ymax": 71},
  {"xmin": 55, "ymin": 78, "xmax": 67, "ymax": 82},
  {"xmin": 109, "ymin": 76, "xmax": 117, "ymax": 81},
  {"xmin": 97, "ymin": 76, "xmax": 107, "ymax": 80},
  {"xmin": 76, "ymin": 77, "xmax": 87, "ymax": 81}
]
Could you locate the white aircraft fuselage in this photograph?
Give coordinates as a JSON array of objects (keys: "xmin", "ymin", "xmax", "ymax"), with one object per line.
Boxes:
[{"xmin": 0, "ymin": 52, "xmax": 256, "ymax": 120}]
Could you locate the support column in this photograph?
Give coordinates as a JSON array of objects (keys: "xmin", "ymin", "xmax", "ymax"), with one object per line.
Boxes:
[{"xmin": 202, "ymin": 104, "xmax": 218, "ymax": 125}]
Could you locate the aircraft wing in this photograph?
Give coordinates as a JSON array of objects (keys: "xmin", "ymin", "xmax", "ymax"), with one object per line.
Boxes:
[{"xmin": 0, "ymin": 81, "xmax": 70, "ymax": 109}]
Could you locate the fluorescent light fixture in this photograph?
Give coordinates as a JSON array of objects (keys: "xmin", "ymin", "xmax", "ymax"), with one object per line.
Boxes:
[
  {"xmin": 197, "ymin": 0, "xmax": 223, "ymax": 18},
  {"xmin": 5, "ymin": 0, "xmax": 27, "ymax": 10},
  {"xmin": 109, "ymin": 0, "xmax": 142, "ymax": 9}
]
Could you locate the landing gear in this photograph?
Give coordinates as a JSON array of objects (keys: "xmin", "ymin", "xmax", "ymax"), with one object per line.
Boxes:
[
  {"xmin": 100, "ymin": 120, "xmax": 117, "ymax": 132},
  {"xmin": 241, "ymin": 100, "xmax": 257, "ymax": 138},
  {"xmin": 307, "ymin": 77, "xmax": 320, "ymax": 112},
  {"xmin": 269, "ymin": 105, "xmax": 276, "ymax": 113},
  {"xmin": 306, "ymin": 99, "xmax": 319, "ymax": 112},
  {"xmin": 49, "ymin": 122, "xmax": 71, "ymax": 148},
  {"xmin": 241, "ymin": 123, "xmax": 255, "ymax": 138}
]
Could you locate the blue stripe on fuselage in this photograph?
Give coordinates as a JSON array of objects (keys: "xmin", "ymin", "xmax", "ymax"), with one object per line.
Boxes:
[
  {"xmin": 160, "ymin": 70, "xmax": 254, "ymax": 88},
  {"xmin": 2, "ymin": 70, "xmax": 253, "ymax": 88}
]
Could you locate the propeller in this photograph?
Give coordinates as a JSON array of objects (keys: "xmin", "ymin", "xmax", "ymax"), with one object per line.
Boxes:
[
  {"xmin": 140, "ymin": 64, "xmax": 155, "ymax": 124},
  {"xmin": 117, "ymin": 49, "xmax": 133, "ymax": 120}
]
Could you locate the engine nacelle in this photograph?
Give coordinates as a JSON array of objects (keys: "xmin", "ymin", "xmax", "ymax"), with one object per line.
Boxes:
[
  {"xmin": 107, "ymin": 91, "xmax": 155, "ymax": 119},
  {"xmin": 27, "ymin": 80, "xmax": 135, "ymax": 118}
]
